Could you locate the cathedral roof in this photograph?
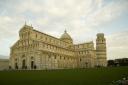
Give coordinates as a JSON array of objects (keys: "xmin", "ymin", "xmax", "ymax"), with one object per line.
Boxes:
[
  {"xmin": 19, "ymin": 23, "xmax": 33, "ymax": 32},
  {"xmin": 60, "ymin": 30, "xmax": 72, "ymax": 40}
]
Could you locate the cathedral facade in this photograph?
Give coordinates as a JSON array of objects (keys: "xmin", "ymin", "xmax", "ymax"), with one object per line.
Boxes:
[{"xmin": 9, "ymin": 24, "xmax": 107, "ymax": 70}]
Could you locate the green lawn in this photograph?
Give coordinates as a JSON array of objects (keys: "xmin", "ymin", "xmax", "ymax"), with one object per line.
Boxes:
[{"xmin": 0, "ymin": 67, "xmax": 128, "ymax": 85}]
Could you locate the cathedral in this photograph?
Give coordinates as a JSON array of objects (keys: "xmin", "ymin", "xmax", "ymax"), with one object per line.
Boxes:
[{"xmin": 9, "ymin": 24, "xmax": 107, "ymax": 70}]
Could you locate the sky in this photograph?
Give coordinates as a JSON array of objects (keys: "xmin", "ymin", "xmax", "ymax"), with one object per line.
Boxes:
[{"xmin": 0, "ymin": 0, "xmax": 128, "ymax": 60}]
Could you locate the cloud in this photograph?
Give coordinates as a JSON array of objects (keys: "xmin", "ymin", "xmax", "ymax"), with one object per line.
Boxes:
[
  {"xmin": 107, "ymin": 31, "xmax": 128, "ymax": 59},
  {"xmin": 85, "ymin": 0, "xmax": 128, "ymax": 28}
]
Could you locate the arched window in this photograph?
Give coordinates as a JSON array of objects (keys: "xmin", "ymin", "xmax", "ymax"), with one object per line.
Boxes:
[
  {"xmin": 54, "ymin": 56, "xmax": 56, "ymax": 59},
  {"xmin": 15, "ymin": 63, "xmax": 18, "ymax": 69},
  {"xmin": 31, "ymin": 57, "xmax": 34, "ymax": 59},
  {"xmin": 36, "ymin": 34, "xmax": 37, "ymax": 38},
  {"xmin": 22, "ymin": 55, "xmax": 25, "ymax": 58},
  {"xmin": 80, "ymin": 58, "xmax": 81, "ymax": 62},
  {"xmin": 102, "ymin": 40, "xmax": 104, "ymax": 43},
  {"xmin": 22, "ymin": 59, "xmax": 26, "ymax": 69},
  {"xmin": 31, "ymin": 61, "xmax": 34, "ymax": 69}
]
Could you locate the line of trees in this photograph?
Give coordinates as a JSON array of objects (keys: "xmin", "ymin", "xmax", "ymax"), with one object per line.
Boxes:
[{"xmin": 108, "ymin": 58, "xmax": 128, "ymax": 67}]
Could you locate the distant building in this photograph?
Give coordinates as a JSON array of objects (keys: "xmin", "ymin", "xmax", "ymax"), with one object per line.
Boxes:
[
  {"xmin": 107, "ymin": 60, "xmax": 115, "ymax": 67},
  {"xmin": 0, "ymin": 59, "xmax": 9, "ymax": 70},
  {"xmin": 108, "ymin": 58, "xmax": 128, "ymax": 66},
  {"xmin": 9, "ymin": 24, "xmax": 107, "ymax": 70}
]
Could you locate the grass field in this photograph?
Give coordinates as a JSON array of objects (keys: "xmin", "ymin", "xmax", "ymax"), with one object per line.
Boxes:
[{"xmin": 0, "ymin": 67, "xmax": 128, "ymax": 85}]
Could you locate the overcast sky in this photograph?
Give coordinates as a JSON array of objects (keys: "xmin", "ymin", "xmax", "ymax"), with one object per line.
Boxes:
[{"xmin": 0, "ymin": 0, "xmax": 128, "ymax": 59}]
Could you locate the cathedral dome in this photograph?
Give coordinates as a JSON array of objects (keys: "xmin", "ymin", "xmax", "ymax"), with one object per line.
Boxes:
[
  {"xmin": 60, "ymin": 30, "xmax": 72, "ymax": 40},
  {"xmin": 60, "ymin": 30, "xmax": 73, "ymax": 44}
]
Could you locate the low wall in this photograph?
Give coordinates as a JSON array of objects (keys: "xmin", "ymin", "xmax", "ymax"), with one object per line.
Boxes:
[{"xmin": 0, "ymin": 59, "xmax": 9, "ymax": 70}]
